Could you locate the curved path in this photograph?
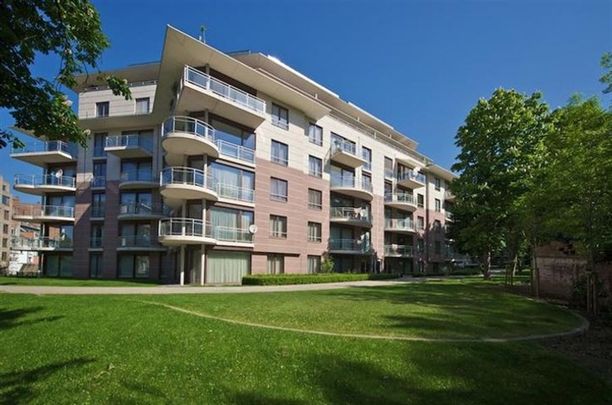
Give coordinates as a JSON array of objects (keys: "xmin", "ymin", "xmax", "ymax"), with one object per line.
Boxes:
[
  {"xmin": 139, "ymin": 300, "xmax": 590, "ymax": 343},
  {"xmin": 0, "ymin": 279, "xmax": 416, "ymax": 295}
]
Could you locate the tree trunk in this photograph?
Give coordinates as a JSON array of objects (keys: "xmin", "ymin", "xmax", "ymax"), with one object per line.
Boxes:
[
  {"xmin": 510, "ymin": 253, "xmax": 518, "ymax": 287},
  {"xmin": 531, "ymin": 247, "xmax": 540, "ymax": 298},
  {"xmin": 482, "ymin": 251, "xmax": 491, "ymax": 280}
]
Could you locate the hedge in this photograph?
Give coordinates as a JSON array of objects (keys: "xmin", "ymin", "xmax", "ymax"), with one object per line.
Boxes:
[{"xmin": 242, "ymin": 273, "xmax": 400, "ymax": 286}]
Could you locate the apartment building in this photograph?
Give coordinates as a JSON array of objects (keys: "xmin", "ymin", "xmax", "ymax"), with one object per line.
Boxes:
[
  {"xmin": 0, "ymin": 176, "xmax": 13, "ymax": 270},
  {"xmin": 10, "ymin": 26, "xmax": 456, "ymax": 284}
]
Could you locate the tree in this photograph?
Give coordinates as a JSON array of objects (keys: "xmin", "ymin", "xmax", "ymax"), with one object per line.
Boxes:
[
  {"xmin": 600, "ymin": 52, "xmax": 612, "ymax": 95},
  {"xmin": 0, "ymin": 0, "xmax": 131, "ymax": 148},
  {"xmin": 450, "ymin": 89, "xmax": 554, "ymax": 279}
]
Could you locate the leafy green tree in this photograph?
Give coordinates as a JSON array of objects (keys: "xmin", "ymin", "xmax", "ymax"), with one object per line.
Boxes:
[
  {"xmin": 0, "ymin": 0, "xmax": 131, "ymax": 148},
  {"xmin": 450, "ymin": 89, "xmax": 553, "ymax": 279},
  {"xmin": 600, "ymin": 52, "xmax": 612, "ymax": 95}
]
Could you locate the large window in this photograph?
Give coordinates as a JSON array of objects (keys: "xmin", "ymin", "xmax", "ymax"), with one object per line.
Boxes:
[
  {"xmin": 135, "ymin": 97, "xmax": 150, "ymax": 114},
  {"xmin": 210, "ymin": 162, "xmax": 255, "ymax": 202},
  {"xmin": 90, "ymin": 223, "xmax": 103, "ymax": 248},
  {"xmin": 417, "ymin": 216, "xmax": 425, "ymax": 230},
  {"xmin": 119, "ymin": 223, "xmax": 152, "ymax": 247},
  {"xmin": 121, "ymin": 160, "xmax": 152, "ymax": 182},
  {"xmin": 270, "ymin": 178, "xmax": 288, "ymax": 202},
  {"xmin": 270, "ymin": 215, "xmax": 287, "ymax": 238},
  {"xmin": 362, "ymin": 147, "xmax": 372, "ymax": 171},
  {"xmin": 435, "ymin": 198, "xmax": 441, "ymax": 212},
  {"xmin": 384, "ymin": 157, "xmax": 394, "ymax": 178},
  {"xmin": 308, "ymin": 155, "xmax": 322, "ymax": 178},
  {"xmin": 435, "ymin": 177, "xmax": 441, "ymax": 191},
  {"xmin": 267, "ymin": 255, "xmax": 284, "ymax": 274},
  {"xmin": 271, "ymin": 103, "xmax": 289, "ymax": 130},
  {"xmin": 417, "ymin": 193, "xmax": 424, "ymax": 208},
  {"xmin": 93, "ymin": 161, "xmax": 106, "ymax": 187},
  {"xmin": 96, "ymin": 101, "xmax": 109, "ymax": 118},
  {"xmin": 210, "ymin": 117, "xmax": 255, "ymax": 149},
  {"xmin": 91, "ymin": 192, "xmax": 105, "ymax": 217},
  {"xmin": 118, "ymin": 254, "xmax": 150, "ymax": 278},
  {"xmin": 308, "ymin": 189, "xmax": 322, "ymax": 210},
  {"xmin": 307, "ymin": 256, "xmax": 321, "ymax": 274},
  {"xmin": 209, "ymin": 207, "xmax": 254, "ymax": 242},
  {"xmin": 89, "ymin": 253, "xmax": 103, "ymax": 278},
  {"xmin": 308, "ymin": 123, "xmax": 323, "ymax": 146},
  {"xmin": 271, "ymin": 140, "xmax": 288, "ymax": 166},
  {"xmin": 120, "ymin": 191, "xmax": 152, "ymax": 210},
  {"xmin": 308, "ymin": 222, "xmax": 322, "ymax": 242},
  {"xmin": 93, "ymin": 133, "xmax": 107, "ymax": 157}
]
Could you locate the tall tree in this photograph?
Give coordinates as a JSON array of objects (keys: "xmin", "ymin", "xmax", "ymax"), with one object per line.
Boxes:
[
  {"xmin": 0, "ymin": 0, "xmax": 131, "ymax": 148},
  {"xmin": 450, "ymin": 89, "xmax": 553, "ymax": 279}
]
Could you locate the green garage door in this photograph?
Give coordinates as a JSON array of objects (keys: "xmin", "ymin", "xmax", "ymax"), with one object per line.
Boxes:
[{"xmin": 206, "ymin": 251, "xmax": 250, "ymax": 284}]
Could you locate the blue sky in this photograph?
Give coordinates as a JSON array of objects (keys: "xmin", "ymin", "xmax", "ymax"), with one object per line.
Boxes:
[{"xmin": 1, "ymin": 0, "xmax": 610, "ymax": 203}]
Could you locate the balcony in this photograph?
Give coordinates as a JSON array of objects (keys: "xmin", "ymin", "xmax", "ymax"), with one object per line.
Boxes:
[
  {"xmin": 158, "ymin": 218, "xmax": 216, "ymax": 246},
  {"xmin": 160, "ymin": 167, "xmax": 218, "ymax": 204},
  {"xmin": 329, "ymin": 207, "xmax": 372, "ymax": 228},
  {"xmin": 397, "ymin": 171, "xmax": 426, "ymax": 189},
  {"xmin": 118, "ymin": 202, "xmax": 169, "ymax": 220},
  {"xmin": 91, "ymin": 176, "xmax": 106, "ymax": 190},
  {"xmin": 162, "ymin": 116, "xmax": 219, "ymax": 158},
  {"xmin": 216, "ymin": 139, "xmax": 256, "ymax": 166},
  {"xmin": 11, "ymin": 236, "xmax": 73, "ymax": 251},
  {"xmin": 384, "ymin": 193, "xmax": 417, "ymax": 212},
  {"xmin": 212, "ymin": 183, "xmax": 255, "ymax": 206},
  {"xmin": 445, "ymin": 190, "xmax": 455, "ymax": 202},
  {"xmin": 11, "ymin": 140, "xmax": 77, "ymax": 167},
  {"xmin": 104, "ymin": 134, "xmax": 153, "ymax": 158},
  {"xmin": 445, "ymin": 211, "xmax": 454, "ymax": 222},
  {"xmin": 384, "ymin": 218, "xmax": 416, "ymax": 234},
  {"xmin": 330, "ymin": 175, "xmax": 373, "ymax": 202},
  {"xmin": 210, "ymin": 226, "xmax": 254, "ymax": 247},
  {"xmin": 384, "ymin": 244, "xmax": 414, "ymax": 258},
  {"xmin": 328, "ymin": 239, "xmax": 372, "ymax": 255},
  {"xmin": 14, "ymin": 174, "xmax": 76, "ymax": 195},
  {"xmin": 330, "ymin": 139, "xmax": 365, "ymax": 168},
  {"xmin": 117, "ymin": 235, "xmax": 165, "ymax": 251},
  {"xmin": 178, "ymin": 66, "xmax": 266, "ymax": 128},
  {"xmin": 119, "ymin": 171, "xmax": 158, "ymax": 190},
  {"xmin": 13, "ymin": 205, "xmax": 75, "ymax": 222}
]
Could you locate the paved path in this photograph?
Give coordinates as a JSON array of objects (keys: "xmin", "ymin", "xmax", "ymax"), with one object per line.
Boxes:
[{"xmin": 0, "ymin": 279, "xmax": 418, "ymax": 295}]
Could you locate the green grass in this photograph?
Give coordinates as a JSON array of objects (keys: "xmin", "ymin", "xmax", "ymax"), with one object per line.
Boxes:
[
  {"xmin": 0, "ymin": 276, "xmax": 160, "ymax": 287},
  {"xmin": 242, "ymin": 272, "xmax": 399, "ymax": 285},
  {"xmin": 0, "ymin": 279, "xmax": 609, "ymax": 404}
]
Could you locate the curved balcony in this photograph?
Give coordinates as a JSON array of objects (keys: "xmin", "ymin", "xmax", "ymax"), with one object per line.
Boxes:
[
  {"xmin": 216, "ymin": 139, "xmax": 256, "ymax": 166},
  {"xmin": 329, "ymin": 207, "xmax": 372, "ymax": 228},
  {"xmin": 330, "ymin": 175, "xmax": 373, "ymax": 202},
  {"xmin": 14, "ymin": 174, "xmax": 76, "ymax": 195},
  {"xmin": 118, "ymin": 202, "xmax": 169, "ymax": 220},
  {"xmin": 328, "ymin": 238, "xmax": 373, "ymax": 255},
  {"xmin": 210, "ymin": 226, "xmax": 254, "ymax": 247},
  {"xmin": 160, "ymin": 167, "xmax": 218, "ymax": 203},
  {"xmin": 384, "ymin": 244, "xmax": 414, "ymax": 258},
  {"xmin": 158, "ymin": 218, "xmax": 216, "ymax": 246},
  {"xmin": 397, "ymin": 171, "xmax": 426, "ymax": 189},
  {"xmin": 13, "ymin": 205, "xmax": 75, "ymax": 222},
  {"xmin": 162, "ymin": 116, "xmax": 219, "ymax": 158},
  {"xmin": 330, "ymin": 139, "xmax": 365, "ymax": 168},
  {"xmin": 384, "ymin": 193, "xmax": 417, "ymax": 212},
  {"xmin": 384, "ymin": 218, "xmax": 416, "ymax": 234},
  {"xmin": 117, "ymin": 235, "xmax": 165, "ymax": 251},
  {"xmin": 11, "ymin": 140, "xmax": 77, "ymax": 167},
  {"xmin": 119, "ymin": 171, "xmax": 158, "ymax": 190},
  {"xmin": 105, "ymin": 134, "xmax": 152, "ymax": 158},
  {"xmin": 11, "ymin": 236, "xmax": 73, "ymax": 251}
]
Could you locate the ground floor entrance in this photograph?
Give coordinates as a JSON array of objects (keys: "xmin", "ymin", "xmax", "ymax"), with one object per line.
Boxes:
[{"xmin": 385, "ymin": 257, "xmax": 413, "ymax": 275}]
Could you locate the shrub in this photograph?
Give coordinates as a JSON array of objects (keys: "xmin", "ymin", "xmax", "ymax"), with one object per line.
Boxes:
[{"xmin": 242, "ymin": 273, "xmax": 399, "ymax": 286}]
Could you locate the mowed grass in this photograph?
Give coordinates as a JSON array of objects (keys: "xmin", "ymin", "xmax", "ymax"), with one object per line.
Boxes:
[
  {"xmin": 0, "ymin": 281, "xmax": 610, "ymax": 404},
  {"xmin": 0, "ymin": 276, "xmax": 159, "ymax": 287}
]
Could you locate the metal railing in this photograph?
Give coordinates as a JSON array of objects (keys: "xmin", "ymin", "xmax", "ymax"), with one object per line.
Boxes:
[
  {"xmin": 163, "ymin": 116, "xmax": 216, "ymax": 144},
  {"xmin": 330, "ymin": 207, "xmax": 371, "ymax": 223},
  {"xmin": 397, "ymin": 171, "xmax": 426, "ymax": 184},
  {"xmin": 212, "ymin": 182, "xmax": 255, "ymax": 203},
  {"xmin": 11, "ymin": 140, "xmax": 77, "ymax": 157},
  {"xmin": 331, "ymin": 138, "xmax": 358, "ymax": 156},
  {"xmin": 211, "ymin": 226, "xmax": 253, "ymax": 243},
  {"xmin": 385, "ymin": 218, "xmax": 416, "ymax": 231},
  {"xmin": 41, "ymin": 205, "xmax": 75, "ymax": 219},
  {"xmin": 184, "ymin": 66, "xmax": 266, "ymax": 114},
  {"xmin": 384, "ymin": 244, "xmax": 414, "ymax": 257},
  {"xmin": 216, "ymin": 139, "xmax": 255, "ymax": 164},
  {"xmin": 118, "ymin": 235, "xmax": 159, "ymax": 248},
  {"xmin": 160, "ymin": 167, "xmax": 215, "ymax": 191},
  {"xmin": 120, "ymin": 170, "xmax": 155, "ymax": 183},
  {"xmin": 105, "ymin": 134, "xmax": 153, "ymax": 152},
  {"xmin": 384, "ymin": 192, "xmax": 416, "ymax": 205},
  {"xmin": 159, "ymin": 218, "xmax": 212, "ymax": 239},
  {"xmin": 14, "ymin": 174, "xmax": 76, "ymax": 188},
  {"xmin": 330, "ymin": 175, "xmax": 373, "ymax": 193},
  {"xmin": 12, "ymin": 236, "xmax": 73, "ymax": 250},
  {"xmin": 119, "ymin": 202, "xmax": 168, "ymax": 217},
  {"xmin": 329, "ymin": 239, "xmax": 371, "ymax": 253}
]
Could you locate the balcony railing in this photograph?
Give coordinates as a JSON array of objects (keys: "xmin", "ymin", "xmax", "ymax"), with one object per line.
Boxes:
[
  {"xmin": 120, "ymin": 170, "xmax": 155, "ymax": 183},
  {"xmin": 11, "ymin": 140, "xmax": 77, "ymax": 157},
  {"xmin": 14, "ymin": 174, "xmax": 76, "ymax": 188},
  {"xmin": 159, "ymin": 218, "xmax": 212, "ymax": 239},
  {"xmin": 105, "ymin": 134, "xmax": 153, "ymax": 152},
  {"xmin": 161, "ymin": 167, "xmax": 215, "ymax": 191},
  {"xmin": 12, "ymin": 236, "xmax": 73, "ymax": 250},
  {"xmin": 213, "ymin": 183, "xmax": 255, "ymax": 203},
  {"xmin": 384, "ymin": 244, "xmax": 414, "ymax": 257},
  {"xmin": 330, "ymin": 207, "xmax": 371, "ymax": 224},
  {"xmin": 397, "ymin": 171, "xmax": 426, "ymax": 184},
  {"xmin": 331, "ymin": 139, "xmax": 358, "ymax": 156},
  {"xmin": 330, "ymin": 175, "xmax": 373, "ymax": 192},
  {"xmin": 385, "ymin": 218, "xmax": 415, "ymax": 231},
  {"xmin": 118, "ymin": 235, "xmax": 160, "ymax": 248},
  {"xmin": 329, "ymin": 238, "xmax": 372, "ymax": 253},
  {"xmin": 42, "ymin": 205, "xmax": 75, "ymax": 219},
  {"xmin": 119, "ymin": 202, "xmax": 168, "ymax": 217},
  {"xmin": 184, "ymin": 66, "xmax": 266, "ymax": 114},
  {"xmin": 445, "ymin": 211, "xmax": 453, "ymax": 221},
  {"xmin": 216, "ymin": 139, "xmax": 255, "ymax": 164},
  {"xmin": 211, "ymin": 226, "xmax": 253, "ymax": 243},
  {"xmin": 384, "ymin": 193, "xmax": 416, "ymax": 205},
  {"xmin": 163, "ymin": 116, "xmax": 216, "ymax": 143}
]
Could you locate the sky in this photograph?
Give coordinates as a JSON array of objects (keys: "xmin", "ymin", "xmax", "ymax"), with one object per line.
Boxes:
[{"xmin": 1, "ymin": 0, "xmax": 610, "ymax": 203}]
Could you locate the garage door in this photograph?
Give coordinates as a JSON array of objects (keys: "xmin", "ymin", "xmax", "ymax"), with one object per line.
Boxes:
[{"xmin": 206, "ymin": 251, "xmax": 251, "ymax": 284}]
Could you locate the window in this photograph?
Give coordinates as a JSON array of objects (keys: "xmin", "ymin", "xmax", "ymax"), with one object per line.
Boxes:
[
  {"xmin": 417, "ymin": 194, "xmax": 424, "ymax": 208},
  {"xmin": 435, "ymin": 199, "xmax": 441, "ymax": 212},
  {"xmin": 89, "ymin": 254, "xmax": 103, "ymax": 278},
  {"xmin": 417, "ymin": 216, "xmax": 425, "ymax": 230},
  {"xmin": 96, "ymin": 101, "xmax": 109, "ymax": 118},
  {"xmin": 3, "ymin": 210, "xmax": 8, "ymax": 220},
  {"xmin": 135, "ymin": 97, "xmax": 150, "ymax": 114},
  {"xmin": 91, "ymin": 192, "xmax": 105, "ymax": 218},
  {"xmin": 93, "ymin": 133, "xmax": 106, "ymax": 157},
  {"xmin": 384, "ymin": 157, "xmax": 394, "ymax": 178},
  {"xmin": 121, "ymin": 160, "xmax": 152, "ymax": 182},
  {"xmin": 362, "ymin": 173, "xmax": 372, "ymax": 191},
  {"xmin": 362, "ymin": 147, "xmax": 372, "ymax": 171},
  {"xmin": 270, "ymin": 215, "xmax": 287, "ymax": 238},
  {"xmin": 2, "ymin": 195, "xmax": 10, "ymax": 205},
  {"xmin": 92, "ymin": 161, "xmax": 106, "ymax": 187},
  {"xmin": 271, "ymin": 103, "xmax": 289, "ymax": 129},
  {"xmin": 210, "ymin": 117, "xmax": 255, "ymax": 150},
  {"xmin": 267, "ymin": 255, "xmax": 284, "ymax": 274},
  {"xmin": 271, "ymin": 140, "xmax": 288, "ymax": 166},
  {"xmin": 120, "ymin": 191, "xmax": 152, "ymax": 214},
  {"xmin": 90, "ymin": 224, "xmax": 103, "ymax": 248},
  {"xmin": 417, "ymin": 239, "xmax": 425, "ymax": 253},
  {"xmin": 270, "ymin": 178, "xmax": 288, "ymax": 202},
  {"xmin": 433, "ymin": 220, "xmax": 442, "ymax": 230},
  {"xmin": 308, "ymin": 155, "xmax": 322, "ymax": 178},
  {"xmin": 307, "ymin": 256, "xmax": 321, "ymax": 274},
  {"xmin": 308, "ymin": 189, "xmax": 322, "ymax": 210},
  {"xmin": 2, "ymin": 238, "xmax": 7, "ymax": 248},
  {"xmin": 209, "ymin": 207, "xmax": 254, "ymax": 243},
  {"xmin": 435, "ymin": 177, "xmax": 441, "ymax": 191},
  {"xmin": 210, "ymin": 162, "xmax": 255, "ymax": 202},
  {"xmin": 308, "ymin": 222, "xmax": 322, "ymax": 242},
  {"xmin": 1, "ymin": 252, "xmax": 6, "ymax": 262},
  {"xmin": 118, "ymin": 254, "xmax": 150, "ymax": 278},
  {"xmin": 3, "ymin": 224, "xmax": 8, "ymax": 234},
  {"xmin": 308, "ymin": 123, "xmax": 322, "ymax": 146},
  {"xmin": 434, "ymin": 241, "xmax": 442, "ymax": 255}
]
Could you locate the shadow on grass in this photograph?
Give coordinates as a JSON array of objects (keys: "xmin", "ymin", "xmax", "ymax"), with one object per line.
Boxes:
[
  {"xmin": 0, "ymin": 307, "xmax": 63, "ymax": 331},
  {"xmin": 0, "ymin": 358, "xmax": 94, "ymax": 403}
]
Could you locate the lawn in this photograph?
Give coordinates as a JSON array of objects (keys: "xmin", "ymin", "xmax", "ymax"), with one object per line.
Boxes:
[
  {"xmin": 0, "ymin": 276, "xmax": 159, "ymax": 287},
  {"xmin": 0, "ymin": 280, "xmax": 610, "ymax": 404}
]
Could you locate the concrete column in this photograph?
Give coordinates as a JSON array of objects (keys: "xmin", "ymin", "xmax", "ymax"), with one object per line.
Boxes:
[
  {"xmin": 200, "ymin": 246, "xmax": 205, "ymax": 286},
  {"xmin": 179, "ymin": 245, "xmax": 185, "ymax": 286}
]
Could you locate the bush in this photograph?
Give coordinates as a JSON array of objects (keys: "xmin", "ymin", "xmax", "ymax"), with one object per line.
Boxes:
[{"xmin": 242, "ymin": 273, "xmax": 400, "ymax": 286}]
